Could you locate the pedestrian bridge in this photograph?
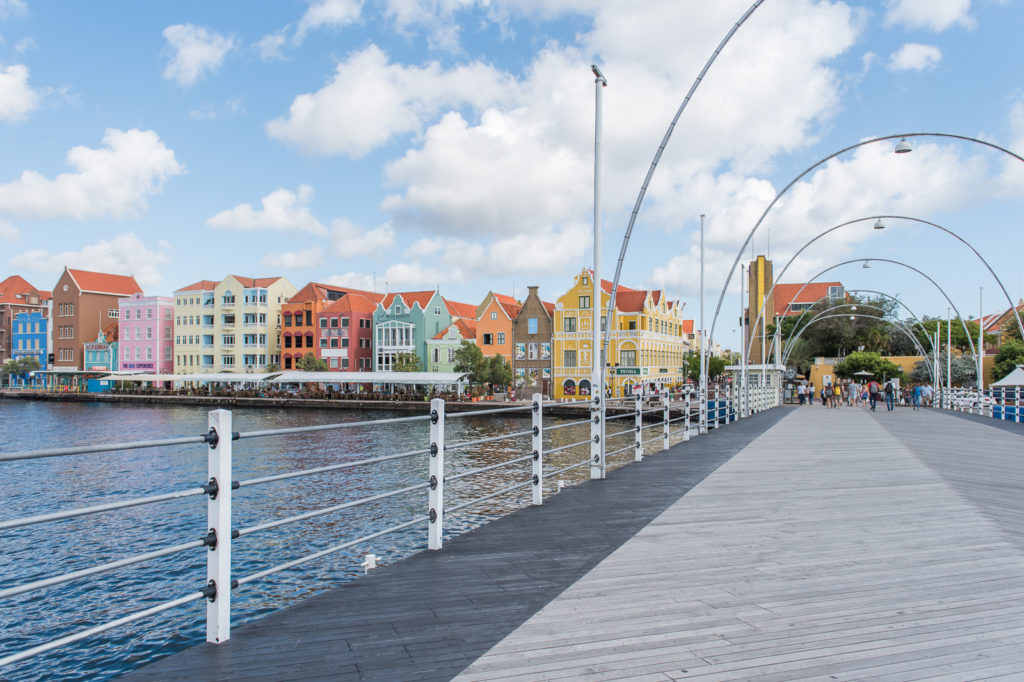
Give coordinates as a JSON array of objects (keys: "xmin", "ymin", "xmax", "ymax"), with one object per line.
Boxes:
[{"xmin": 120, "ymin": 405, "xmax": 1024, "ymax": 681}]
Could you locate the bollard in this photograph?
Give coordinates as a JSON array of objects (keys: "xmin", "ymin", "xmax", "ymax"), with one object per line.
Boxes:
[
  {"xmin": 428, "ymin": 398, "xmax": 445, "ymax": 550},
  {"xmin": 206, "ymin": 409, "xmax": 232, "ymax": 644},
  {"xmin": 590, "ymin": 393, "xmax": 604, "ymax": 480},
  {"xmin": 683, "ymin": 390, "xmax": 691, "ymax": 441},
  {"xmin": 634, "ymin": 394, "xmax": 643, "ymax": 462},
  {"xmin": 663, "ymin": 397, "xmax": 670, "ymax": 451}
]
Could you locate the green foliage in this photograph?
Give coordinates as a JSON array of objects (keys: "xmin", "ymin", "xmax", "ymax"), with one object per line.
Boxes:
[
  {"xmin": 912, "ymin": 318, "xmax": 995, "ymax": 353},
  {"xmin": 486, "ymin": 354, "xmax": 513, "ymax": 388},
  {"xmin": 296, "ymin": 353, "xmax": 328, "ymax": 372},
  {"xmin": 909, "ymin": 352, "xmax": 975, "ymax": 385},
  {"xmin": 832, "ymin": 351, "xmax": 904, "ymax": 381},
  {"xmin": 992, "ymin": 340, "xmax": 1024, "ymax": 383},
  {"xmin": 266, "ymin": 363, "xmax": 280, "ymax": 373},
  {"xmin": 1003, "ymin": 318, "xmax": 1023, "ymax": 342},
  {"xmin": 779, "ymin": 295, "xmax": 906, "ymax": 358},
  {"xmin": 453, "ymin": 341, "xmax": 486, "ymax": 383},
  {"xmin": 1, "ymin": 356, "xmax": 41, "ymax": 377},
  {"xmin": 684, "ymin": 351, "xmax": 725, "ymax": 381},
  {"xmin": 392, "ymin": 351, "xmax": 422, "ymax": 372}
]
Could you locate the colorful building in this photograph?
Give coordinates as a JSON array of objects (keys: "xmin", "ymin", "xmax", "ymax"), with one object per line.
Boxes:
[
  {"xmin": 427, "ymin": 319, "xmax": 476, "ymax": 373},
  {"xmin": 11, "ymin": 311, "xmax": 48, "ymax": 368},
  {"xmin": 282, "ymin": 282, "xmax": 382, "ymax": 370},
  {"xmin": 373, "ymin": 290, "xmax": 454, "ymax": 371},
  {"xmin": 315, "ymin": 293, "xmax": 380, "ymax": 372},
  {"xmin": 52, "ymin": 268, "xmax": 142, "ymax": 374},
  {"xmin": 511, "ymin": 286, "xmax": 554, "ymax": 397},
  {"xmin": 982, "ymin": 298, "xmax": 1024, "ymax": 349},
  {"xmin": 174, "ymin": 275, "xmax": 295, "ymax": 373},
  {"xmin": 118, "ymin": 293, "xmax": 175, "ymax": 374},
  {"xmin": 0, "ymin": 276, "xmax": 50, "ymax": 366},
  {"xmin": 552, "ymin": 269, "xmax": 691, "ymax": 400},
  {"xmin": 474, "ymin": 292, "xmax": 521, "ymax": 361},
  {"xmin": 84, "ymin": 325, "xmax": 119, "ymax": 372}
]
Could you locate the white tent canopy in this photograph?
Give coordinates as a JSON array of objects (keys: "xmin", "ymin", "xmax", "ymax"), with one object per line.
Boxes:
[
  {"xmin": 991, "ymin": 366, "xmax": 1024, "ymax": 387},
  {"xmin": 95, "ymin": 372, "xmax": 279, "ymax": 383},
  {"xmin": 268, "ymin": 371, "xmax": 468, "ymax": 385}
]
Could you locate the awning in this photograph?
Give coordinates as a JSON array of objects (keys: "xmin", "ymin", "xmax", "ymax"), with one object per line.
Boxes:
[
  {"xmin": 268, "ymin": 371, "xmax": 469, "ymax": 385},
  {"xmin": 991, "ymin": 366, "xmax": 1024, "ymax": 387},
  {"xmin": 94, "ymin": 372, "xmax": 282, "ymax": 383}
]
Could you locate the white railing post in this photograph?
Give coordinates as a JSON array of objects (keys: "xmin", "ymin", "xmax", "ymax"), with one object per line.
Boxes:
[
  {"xmin": 590, "ymin": 393, "xmax": 605, "ymax": 479},
  {"xmin": 663, "ymin": 397, "xmax": 670, "ymax": 451},
  {"xmin": 206, "ymin": 408, "xmax": 232, "ymax": 644},
  {"xmin": 683, "ymin": 390, "xmax": 691, "ymax": 441},
  {"xmin": 634, "ymin": 394, "xmax": 643, "ymax": 461},
  {"xmin": 1016, "ymin": 386, "xmax": 1021, "ymax": 423},
  {"xmin": 532, "ymin": 393, "xmax": 543, "ymax": 505},
  {"xmin": 429, "ymin": 398, "xmax": 445, "ymax": 550}
]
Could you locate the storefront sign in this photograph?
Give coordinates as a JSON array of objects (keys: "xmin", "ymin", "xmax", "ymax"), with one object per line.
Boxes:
[{"xmin": 616, "ymin": 367, "xmax": 641, "ymax": 375}]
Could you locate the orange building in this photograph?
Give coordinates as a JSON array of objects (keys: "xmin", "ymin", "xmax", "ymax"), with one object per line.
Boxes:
[
  {"xmin": 281, "ymin": 282, "xmax": 382, "ymax": 370},
  {"xmin": 474, "ymin": 291, "xmax": 521, "ymax": 360}
]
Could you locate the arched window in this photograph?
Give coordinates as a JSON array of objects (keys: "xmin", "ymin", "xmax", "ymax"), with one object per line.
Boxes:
[{"xmin": 563, "ymin": 379, "xmax": 576, "ymax": 396}]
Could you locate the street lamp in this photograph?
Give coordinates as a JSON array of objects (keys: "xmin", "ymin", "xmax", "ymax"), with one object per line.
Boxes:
[
  {"xmin": 590, "ymin": 64, "xmax": 607, "ymax": 481},
  {"xmin": 873, "ymin": 219, "xmax": 886, "ymax": 230},
  {"xmin": 894, "ymin": 137, "xmax": 913, "ymax": 154}
]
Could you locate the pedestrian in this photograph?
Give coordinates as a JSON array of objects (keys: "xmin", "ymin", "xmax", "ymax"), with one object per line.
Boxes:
[
  {"xmin": 833, "ymin": 382, "xmax": 842, "ymax": 408},
  {"xmin": 912, "ymin": 383, "xmax": 922, "ymax": 411},
  {"xmin": 868, "ymin": 379, "xmax": 880, "ymax": 412},
  {"xmin": 821, "ymin": 384, "xmax": 830, "ymax": 407},
  {"xmin": 884, "ymin": 380, "xmax": 896, "ymax": 412},
  {"xmin": 808, "ymin": 382, "xmax": 814, "ymax": 405},
  {"xmin": 849, "ymin": 381, "xmax": 859, "ymax": 407}
]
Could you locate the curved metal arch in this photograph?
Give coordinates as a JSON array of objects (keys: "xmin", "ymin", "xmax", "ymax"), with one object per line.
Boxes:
[
  {"xmin": 781, "ymin": 303, "xmax": 931, "ymax": 367},
  {"xmin": 604, "ymin": 0, "xmax": 766, "ymax": 357},
  {"xmin": 782, "ymin": 313, "xmax": 934, "ymax": 384},
  {"xmin": 709, "ymin": 133, "xmax": 1024, "ymax": 345},
  {"xmin": 744, "ymin": 214, "xmax": 1024, "ymax": 361},
  {"xmin": 769, "ymin": 258, "xmax": 978, "ymax": 370}
]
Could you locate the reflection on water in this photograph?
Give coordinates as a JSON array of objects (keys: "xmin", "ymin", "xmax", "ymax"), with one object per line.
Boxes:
[{"xmin": 0, "ymin": 398, "xmax": 662, "ymax": 681}]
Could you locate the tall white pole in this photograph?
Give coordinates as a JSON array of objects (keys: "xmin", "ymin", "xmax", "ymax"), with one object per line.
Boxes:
[
  {"xmin": 761, "ymin": 293, "xmax": 767, "ymax": 393},
  {"xmin": 978, "ymin": 287, "xmax": 984, "ymax": 394},
  {"xmin": 699, "ymin": 213, "xmax": 707, "ymax": 434},
  {"xmin": 590, "ymin": 65, "xmax": 607, "ymax": 480},
  {"xmin": 740, "ymin": 263, "xmax": 747, "ymax": 417},
  {"xmin": 947, "ymin": 307, "xmax": 952, "ymax": 407}
]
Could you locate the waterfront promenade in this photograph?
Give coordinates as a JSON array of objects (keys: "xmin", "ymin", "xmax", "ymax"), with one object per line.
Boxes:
[{"xmin": 123, "ymin": 406, "xmax": 1024, "ymax": 681}]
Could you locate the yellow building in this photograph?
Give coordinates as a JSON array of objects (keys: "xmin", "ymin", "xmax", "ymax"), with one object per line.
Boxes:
[
  {"xmin": 174, "ymin": 275, "xmax": 296, "ymax": 373},
  {"xmin": 552, "ymin": 269, "xmax": 692, "ymax": 399}
]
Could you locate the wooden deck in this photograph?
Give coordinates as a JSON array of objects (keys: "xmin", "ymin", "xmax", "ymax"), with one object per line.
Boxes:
[{"xmin": 122, "ymin": 406, "xmax": 1024, "ymax": 681}]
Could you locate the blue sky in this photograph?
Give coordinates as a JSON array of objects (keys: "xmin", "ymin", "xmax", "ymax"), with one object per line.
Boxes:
[{"xmin": 2, "ymin": 0, "xmax": 1023, "ymax": 350}]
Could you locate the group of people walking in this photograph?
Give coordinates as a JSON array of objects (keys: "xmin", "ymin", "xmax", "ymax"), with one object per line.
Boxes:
[{"xmin": 795, "ymin": 379, "xmax": 933, "ymax": 412}]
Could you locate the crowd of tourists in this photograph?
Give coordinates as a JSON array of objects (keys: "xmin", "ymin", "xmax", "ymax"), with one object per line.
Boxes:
[{"xmin": 795, "ymin": 379, "xmax": 933, "ymax": 412}]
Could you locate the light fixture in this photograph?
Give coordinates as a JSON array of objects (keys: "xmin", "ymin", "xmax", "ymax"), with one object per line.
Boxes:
[
  {"xmin": 894, "ymin": 137, "xmax": 912, "ymax": 154},
  {"xmin": 851, "ymin": 305, "xmax": 857, "ymax": 312},
  {"xmin": 873, "ymin": 219, "xmax": 886, "ymax": 230},
  {"xmin": 863, "ymin": 261, "xmax": 871, "ymax": 269}
]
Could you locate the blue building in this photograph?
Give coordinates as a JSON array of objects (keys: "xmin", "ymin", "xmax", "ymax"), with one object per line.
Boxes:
[
  {"xmin": 11, "ymin": 311, "xmax": 48, "ymax": 387},
  {"xmin": 84, "ymin": 326, "xmax": 118, "ymax": 392}
]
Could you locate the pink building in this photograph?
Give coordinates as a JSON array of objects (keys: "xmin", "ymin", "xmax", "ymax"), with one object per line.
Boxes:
[{"xmin": 118, "ymin": 293, "xmax": 175, "ymax": 373}]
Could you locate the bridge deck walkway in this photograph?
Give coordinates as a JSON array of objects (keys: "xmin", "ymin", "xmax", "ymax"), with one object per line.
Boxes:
[{"xmin": 124, "ymin": 406, "xmax": 1024, "ymax": 681}]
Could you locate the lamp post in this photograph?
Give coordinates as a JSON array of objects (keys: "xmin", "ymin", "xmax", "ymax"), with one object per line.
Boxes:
[
  {"xmin": 978, "ymin": 287, "xmax": 984, "ymax": 394},
  {"xmin": 699, "ymin": 213, "xmax": 707, "ymax": 434},
  {"xmin": 590, "ymin": 64, "xmax": 607, "ymax": 480}
]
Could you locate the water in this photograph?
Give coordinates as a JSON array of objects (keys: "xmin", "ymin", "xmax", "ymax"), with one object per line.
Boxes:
[{"xmin": 0, "ymin": 398, "xmax": 623, "ymax": 681}]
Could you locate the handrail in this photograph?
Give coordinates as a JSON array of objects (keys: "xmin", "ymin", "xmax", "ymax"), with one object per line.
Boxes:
[
  {"xmin": 445, "ymin": 429, "xmax": 534, "ymax": 452},
  {"xmin": 446, "ymin": 455, "xmax": 534, "ymax": 483},
  {"xmin": 0, "ymin": 485, "xmax": 207, "ymax": 530},
  {"xmin": 447, "ymin": 480, "xmax": 533, "ymax": 514},
  {"xmin": 237, "ymin": 447, "xmax": 430, "ymax": 488},
  {"xmin": 237, "ymin": 413, "xmax": 431, "ymax": 439},
  {"xmin": 447, "ymin": 404, "xmax": 532, "ymax": 418},
  {"xmin": 0, "ymin": 434, "xmax": 208, "ymax": 462},
  {"xmin": 543, "ymin": 438, "xmax": 592, "ymax": 456}
]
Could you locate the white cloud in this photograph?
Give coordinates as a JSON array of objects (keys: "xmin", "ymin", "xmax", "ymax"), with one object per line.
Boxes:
[
  {"xmin": 0, "ymin": 218, "xmax": 18, "ymax": 241},
  {"xmin": 0, "ymin": 63, "xmax": 39, "ymax": 122},
  {"xmin": 261, "ymin": 247, "xmax": 323, "ymax": 269},
  {"xmin": 14, "ymin": 36, "xmax": 35, "ymax": 53},
  {"xmin": 888, "ymin": 43, "xmax": 941, "ymax": 71},
  {"xmin": 189, "ymin": 97, "xmax": 245, "ymax": 120},
  {"xmin": 294, "ymin": 0, "xmax": 362, "ymax": 44},
  {"xmin": 12, "ymin": 233, "xmax": 170, "ymax": 288},
  {"xmin": 326, "ymin": 261, "xmax": 445, "ymax": 291},
  {"xmin": 162, "ymin": 24, "xmax": 235, "ymax": 87},
  {"xmin": 266, "ymin": 44, "xmax": 512, "ymax": 158},
  {"xmin": 884, "ymin": 0, "xmax": 974, "ymax": 32},
  {"xmin": 332, "ymin": 219, "xmax": 395, "ymax": 256},
  {"xmin": 0, "ymin": 128, "xmax": 184, "ymax": 219},
  {"xmin": 206, "ymin": 185, "xmax": 327, "ymax": 235},
  {"xmin": 255, "ymin": 31, "xmax": 287, "ymax": 61},
  {"xmin": 0, "ymin": 0, "xmax": 27, "ymax": 19}
]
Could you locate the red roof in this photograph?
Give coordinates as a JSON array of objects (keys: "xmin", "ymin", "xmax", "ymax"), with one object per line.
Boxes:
[
  {"xmin": 773, "ymin": 282, "xmax": 844, "ymax": 317},
  {"xmin": 68, "ymin": 269, "xmax": 142, "ymax": 296},
  {"xmin": 381, "ymin": 291, "xmax": 437, "ymax": 311},
  {"xmin": 616, "ymin": 290, "xmax": 649, "ymax": 313},
  {"xmin": 443, "ymin": 297, "xmax": 476, "ymax": 319},
  {"xmin": 983, "ymin": 302, "xmax": 1024, "ymax": 333},
  {"xmin": 289, "ymin": 281, "xmax": 383, "ymax": 304},
  {"xmin": 322, "ymin": 293, "xmax": 379, "ymax": 315},
  {"xmin": 176, "ymin": 279, "xmax": 220, "ymax": 292},
  {"xmin": 229, "ymin": 275, "xmax": 283, "ymax": 288},
  {"xmin": 681, "ymin": 320, "xmax": 695, "ymax": 334},
  {"xmin": 0, "ymin": 275, "xmax": 47, "ymax": 306},
  {"xmin": 433, "ymin": 318, "xmax": 477, "ymax": 340},
  {"xmin": 542, "ymin": 301, "xmax": 556, "ymax": 317},
  {"xmin": 487, "ymin": 292, "xmax": 523, "ymax": 320}
]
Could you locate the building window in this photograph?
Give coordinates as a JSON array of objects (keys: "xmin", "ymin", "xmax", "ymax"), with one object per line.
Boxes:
[
  {"xmin": 433, "ymin": 348, "xmax": 440, "ymax": 362},
  {"xmin": 563, "ymin": 350, "xmax": 577, "ymax": 368},
  {"xmin": 341, "ymin": 358, "xmax": 349, "ymax": 369},
  {"xmin": 223, "ymin": 291, "xmax": 235, "ymax": 304},
  {"xmin": 222, "ymin": 355, "xmax": 235, "ymax": 366},
  {"xmin": 284, "ymin": 315, "xmax": 292, "ymax": 327},
  {"xmin": 483, "ymin": 333, "xmax": 494, "ymax": 345},
  {"xmin": 319, "ymin": 318, "xmax": 328, "ymax": 328},
  {"xmin": 528, "ymin": 317, "xmax": 538, "ymax": 335},
  {"xmin": 491, "ymin": 311, "xmax": 498, "ymax": 320},
  {"xmin": 529, "ymin": 343, "xmax": 537, "ymax": 360},
  {"xmin": 305, "ymin": 311, "xmax": 312, "ymax": 326},
  {"xmin": 330, "ymin": 338, "xmax": 338, "ymax": 348},
  {"xmin": 620, "ymin": 350, "xmax": 636, "ymax": 367},
  {"xmin": 109, "ymin": 309, "xmax": 117, "ymax": 318},
  {"xmin": 146, "ymin": 327, "xmax": 152, "ymax": 339},
  {"xmin": 497, "ymin": 332, "xmax": 505, "ymax": 345},
  {"xmin": 330, "ymin": 358, "xmax": 338, "ymax": 369},
  {"xmin": 581, "ymin": 276, "xmax": 589, "ymax": 285},
  {"xmin": 564, "ymin": 316, "xmax": 577, "ymax": 332},
  {"xmin": 579, "ymin": 296, "xmax": 590, "ymax": 309},
  {"xmin": 320, "ymin": 338, "xmax": 328, "ymax": 348},
  {"xmin": 341, "ymin": 316, "xmax": 349, "ymax": 328}
]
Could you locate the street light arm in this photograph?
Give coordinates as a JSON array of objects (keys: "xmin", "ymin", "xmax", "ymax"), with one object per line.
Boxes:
[
  {"xmin": 604, "ymin": 0, "xmax": 766, "ymax": 360},
  {"xmin": 711, "ymin": 133, "xmax": 1024, "ymax": 345},
  {"xmin": 781, "ymin": 302, "xmax": 928, "ymax": 362}
]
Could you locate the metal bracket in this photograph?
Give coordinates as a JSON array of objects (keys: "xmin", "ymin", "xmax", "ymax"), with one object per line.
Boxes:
[
  {"xmin": 429, "ymin": 475, "xmax": 438, "ymax": 490},
  {"xmin": 202, "ymin": 477, "xmax": 219, "ymax": 499},
  {"xmin": 532, "ymin": 450, "xmax": 539, "ymax": 461},
  {"xmin": 593, "ymin": 415, "xmax": 600, "ymax": 424},
  {"xmin": 430, "ymin": 410, "xmax": 439, "ymax": 425},
  {"xmin": 532, "ymin": 474, "xmax": 539, "ymax": 485},
  {"xmin": 201, "ymin": 528, "xmax": 217, "ymax": 550},
  {"xmin": 593, "ymin": 396, "xmax": 600, "ymax": 406},
  {"xmin": 430, "ymin": 442, "xmax": 438, "ymax": 456},
  {"xmin": 532, "ymin": 426, "xmax": 539, "ymax": 436},
  {"xmin": 532, "ymin": 400, "xmax": 539, "ymax": 413},
  {"xmin": 429, "ymin": 508, "xmax": 437, "ymax": 523},
  {"xmin": 203, "ymin": 427, "xmax": 219, "ymax": 449},
  {"xmin": 593, "ymin": 435, "xmax": 600, "ymax": 444},
  {"xmin": 201, "ymin": 579, "xmax": 217, "ymax": 602}
]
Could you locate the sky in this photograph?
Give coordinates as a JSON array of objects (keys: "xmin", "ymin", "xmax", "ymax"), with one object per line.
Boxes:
[{"xmin": 2, "ymin": 0, "xmax": 1023, "ymax": 350}]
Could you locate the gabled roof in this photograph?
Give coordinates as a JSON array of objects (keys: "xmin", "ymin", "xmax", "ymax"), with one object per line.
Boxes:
[
  {"xmin": 289, "ymin": 282, "xmax": 384, "ymax": 305},
  {"xmin": 67, "ymin": 269, "xmax": 143, "ymax": 296},
  {"xmin": 322, "ymin": 293, "xmax": 378, "ymax": 315},
  {"xmin": 681, "ymin": 320, "xmax": 695, "ymax": 334},
  {"xmin": 542, "ymin": 301, "xmax": 556, "ymax": 317},
  {"xmin": 381, "ymin": 290, "xmax": 437, "ymax": 311},
  {"xmin": 983, "ymin": 301, "xmax": 1024, "ymax": 333},
  {"xmin": 229, "ymin": 275, "xmax": 284, "ymax": 288},
  {"xmin": 772, "ymin": 282, "xmax": 844, "ymax": 317},
  {"xmin": 0, "ymin": 275, "xmax": 47, "ymax": 306},
  {"xmin": 616, "ymin": 290, "xmax": 650, "ymax": 313},
  {"xmin": 443, "ymin": 297, "xmax": 476, "ymax": 319},
  {"xmin": 432, "ymin": 318, "xmax": 477, "ymax": 340},
  {"xmin": 175, "ymin": 279, "xmax": 220, "ymax": 293}
]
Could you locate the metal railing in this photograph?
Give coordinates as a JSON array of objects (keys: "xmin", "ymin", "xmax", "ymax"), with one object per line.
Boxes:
[
  {"xmin": 935, "ymin": 385, "xmax": 1022, "ymax": 421},
  {"xmin": 0, "ymin": 387, "xmax": 781, "ymax": 671}
]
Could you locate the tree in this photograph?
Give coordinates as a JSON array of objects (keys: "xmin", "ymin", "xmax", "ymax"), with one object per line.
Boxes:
[
  {"xmin": 684, "ymin": 351, "xmax": 726, "ymax": 381},
  {"xmin": 909, "ymin": 351, "xmax": 976, "ymax": 385},
  {"xmin": 453, "ymin": 341, "xmax": 486, "ymax": 384},
  {"xmin": 912, "ymin": 317, "xmax": 996, "ymax": 353},
  {"xmin": 1, "ymin": 356, "xmax": 41, "ymax": 386},
  {"xmin": 992, "ymin": 340, "xmax": 1024, "ymax": 383},
  {"xmin": 392, "ymin": 351, "xmax": 422, "ymax": 372},
  {"xmin": 1003, "ymin": 318, "xmax": 1023, "ymax": 343},
  {"xmin": 296, "ymin": 353, "xmax": 328, "ymax": 372},
  {"xmin": 833, "ymin": 351, "xmax": 904, "ymax": 381},
  {"xmin": 485, "ymin": 354, "xmax": 513, "ymax": 388}
]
